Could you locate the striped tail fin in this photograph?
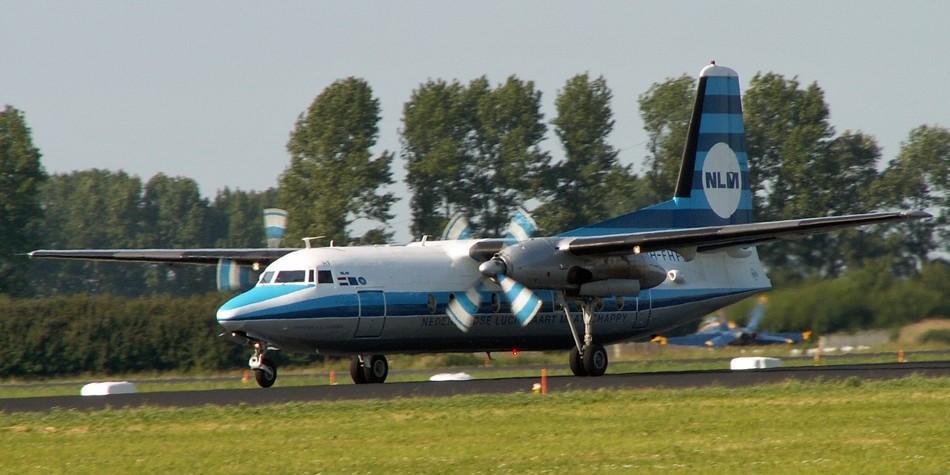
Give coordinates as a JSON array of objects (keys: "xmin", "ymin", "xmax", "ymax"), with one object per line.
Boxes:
[{"xmin": 562, "ymin": 63, "xmax": 752, "ymax": 236}]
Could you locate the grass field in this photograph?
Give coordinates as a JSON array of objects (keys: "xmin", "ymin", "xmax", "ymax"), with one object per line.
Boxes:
[{"xmin": 1, "ymin": 376, "xmax": 948, "ymax": 474}]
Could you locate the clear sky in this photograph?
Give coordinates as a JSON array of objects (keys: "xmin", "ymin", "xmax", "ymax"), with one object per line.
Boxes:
[{"xmin": 2, "ymin": 1, "xmax": 948, "ymax": 241}]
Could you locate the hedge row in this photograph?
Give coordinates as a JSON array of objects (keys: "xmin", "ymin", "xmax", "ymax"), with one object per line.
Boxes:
[
  {"xmin": 724, "ymin": 260, "xmax": 950, "ymax": 334},
  {"xmin": 0, "ymin": 293, "xmax": 248, "ymax": 378}
]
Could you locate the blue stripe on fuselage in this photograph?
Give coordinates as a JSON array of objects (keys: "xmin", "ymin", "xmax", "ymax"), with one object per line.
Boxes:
[{"xmin": 217, "ymin": 287, "xmax": 765, "ymax": 322}]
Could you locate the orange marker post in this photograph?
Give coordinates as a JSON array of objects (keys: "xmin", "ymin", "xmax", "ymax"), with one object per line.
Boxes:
[
  {"xmin": 329, "ymin": 369, "xmax": 337, "ymax": 385},
  {"xmin": 242, "ymin": 369, "xmax": 250, "ymax": 384},
  {"xmin": 540, "ymin": 368, "xmax": 548, "ymax": 395},
  {"xmin": 897, "ymin": 349, "xmax": 906, "ymax": 363}
]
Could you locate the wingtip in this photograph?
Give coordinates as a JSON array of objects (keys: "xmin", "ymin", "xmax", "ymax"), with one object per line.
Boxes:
[{"xmin": 903, "ymin": 210, "xmax": 932, "ymax": 219}]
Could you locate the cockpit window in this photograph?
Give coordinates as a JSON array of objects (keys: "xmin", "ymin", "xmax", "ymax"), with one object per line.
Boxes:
[
  {"xmin": 274, "ymin": 270, "xmax": 306, "ymax": 283},
  {"xmin": 317, "ymin": 270, "xmax": 333, "ymax": 284},
  {"xmin": 259, "ymin": 271, "xmax": 275, "ymax": 284}
]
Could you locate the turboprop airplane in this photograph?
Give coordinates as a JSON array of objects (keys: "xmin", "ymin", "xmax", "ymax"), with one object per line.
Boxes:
[
  {"xmin": 29, "ymin": 63, "xmax": 929, "ymax": 388},
  {"xmin": 650, "ymin": 296, "xmax": 811, "ymax": 347}
]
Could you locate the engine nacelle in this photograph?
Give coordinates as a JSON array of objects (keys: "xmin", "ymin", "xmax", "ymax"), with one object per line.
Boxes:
[
  {"xmin": 495, "ymin": 238, "xmax": 590, "ymax": 289},
  {"xmin": 578, "ymin": 279, "xmax": 641, "ymax": 297},
  {"xmin": 586, "ymin": 255, "xmax": 667, "ymax": 290},
  {"xmin": 488, "ymin": 239, "xmax": 667, "ymax": 292}
]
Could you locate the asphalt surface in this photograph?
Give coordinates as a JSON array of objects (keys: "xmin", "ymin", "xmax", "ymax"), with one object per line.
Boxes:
[{"xmin": 2, "ymin": 361, "xmax": 947, "ymax": 413}]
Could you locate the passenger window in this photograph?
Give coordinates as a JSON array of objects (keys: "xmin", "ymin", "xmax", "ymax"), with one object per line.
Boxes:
[
  {"xmin": 275, "ymin": 270, "xmax": 306, "ymax": 283},
  {"xmin": 317, "ymin": 270, "xmax": 333, "ymax": 284},
  {"xmin": 260, "ymin": 271, "xmax": 275, "ymax": 284},
  {"xmin": 307, "ymin": 270, "xmax": 314, "ymax": 283}
]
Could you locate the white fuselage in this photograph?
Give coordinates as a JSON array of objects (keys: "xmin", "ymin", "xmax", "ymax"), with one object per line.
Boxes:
[{"xmin": 216, "ymin": 239, "xmax": 771, "ymax": 355}]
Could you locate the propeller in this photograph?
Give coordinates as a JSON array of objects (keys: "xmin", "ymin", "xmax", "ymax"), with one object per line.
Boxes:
[
  {"xmin": 446, "ymin": 263, "xmax": 543, "ymax": 332},
  {"xmin": 445, "ymin": 209, "xmax": 542, "ymax": 332}
]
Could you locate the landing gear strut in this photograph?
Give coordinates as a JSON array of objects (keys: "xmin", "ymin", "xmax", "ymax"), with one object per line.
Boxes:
[
  {"xmin": 559, "ymin": 292, "xmax": 609, "ymax": 377},
  {"xmin": 350, "ymin": 354, "xmax": 388, "ymax": 384},
  {"xmin": 249, "ymin": 341, "xmax": 278, "ymax": 388}
]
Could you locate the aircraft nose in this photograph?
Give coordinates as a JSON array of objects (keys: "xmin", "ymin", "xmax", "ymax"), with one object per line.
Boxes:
[
  {"xmin": 216, "ymin": 289, "xmax": 261, "ymax": 321},
  {"xmin": 216, "ymin": 285, "xmax": 310, "ymax": 321}
]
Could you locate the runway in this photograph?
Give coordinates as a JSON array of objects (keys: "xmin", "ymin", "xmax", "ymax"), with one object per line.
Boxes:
[{"xmin": 2, "ymin": 361, "xmax": 947, "ymax": 413}]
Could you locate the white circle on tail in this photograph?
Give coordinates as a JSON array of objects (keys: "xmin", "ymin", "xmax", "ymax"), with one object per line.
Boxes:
[{"xmin": 701, "ymin": 142, "xmax": 742, "ymax": 219}]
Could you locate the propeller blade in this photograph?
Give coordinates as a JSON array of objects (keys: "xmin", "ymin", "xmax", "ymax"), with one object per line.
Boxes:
[
  {"xmin": 497, "ymin": 274, "xmax": 541, "ymax": 327},
  {"xmin": 446, "ymin": 285, "xmax": 482, "ymax": 332},
  {"xmin": 440, "ymin": 212, "xmax": 472, "ymax": 241},
  {"xmin": 504, "ymin": 206, "xmax": 537, "ymax": 242}
]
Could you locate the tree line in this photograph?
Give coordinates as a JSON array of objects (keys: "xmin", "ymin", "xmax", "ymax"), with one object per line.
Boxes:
[{"xmin": 1, "ymin": 69, "xmax": 948, "ymax": 297}]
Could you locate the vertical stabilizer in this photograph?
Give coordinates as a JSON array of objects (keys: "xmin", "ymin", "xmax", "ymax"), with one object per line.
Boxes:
[{"xmin": 562, "ymin": 63, "xmax": 752, "ymax": 236}]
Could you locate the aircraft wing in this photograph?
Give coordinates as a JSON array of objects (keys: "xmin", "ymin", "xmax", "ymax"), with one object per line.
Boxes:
[
  {"xmin": 27, "ymin": 248, "xmax": 296, "ymax": 266},
  {"xmin": 567, "ymin": 211, "xmax": 930, "ymax": 256}
]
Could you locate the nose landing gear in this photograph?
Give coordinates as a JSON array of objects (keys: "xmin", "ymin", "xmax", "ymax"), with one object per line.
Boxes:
[
  {"xmin": 249, "ymin": 341, "xmax": 278, "ymax": 388},
  {"xmin": 350, "ymin": 354, "xmax": 388, "ymax": 384}
]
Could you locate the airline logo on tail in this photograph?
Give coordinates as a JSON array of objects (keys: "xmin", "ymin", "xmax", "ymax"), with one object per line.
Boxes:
[{"xmin": 702, "ymin": 142, "xmax": 742, "ymax": 218}]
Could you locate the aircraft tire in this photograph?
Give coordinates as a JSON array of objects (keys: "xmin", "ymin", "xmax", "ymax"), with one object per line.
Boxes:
[
  {"xmin": 582, "ymin": 343, "xmax": 608, "ymax": 377},
  {"xmin": 350, "ymin": 356, "xmax": 367, "ymax": 384},
  {"xmin": 363, "ymin": 355, "xmax": 389, "ymax": 383},
  {"xmin": 569, "ymin": 347, "xmax": 587, "ymax": 376},
  {"xmin": 254, "ymin": 359, "xmax": 277, "ymax": 388}
]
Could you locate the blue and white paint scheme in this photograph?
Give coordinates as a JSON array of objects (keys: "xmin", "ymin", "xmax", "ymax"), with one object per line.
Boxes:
[
  {"xmin": 29, "ymin": 63, "xmax": 930, "ymax": 387},
  {"xmin": 263, "ymin": 208, "xmax": 289, "ymax": 248}
]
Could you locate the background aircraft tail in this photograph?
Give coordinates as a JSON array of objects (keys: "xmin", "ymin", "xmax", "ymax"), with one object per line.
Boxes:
[{"xmin": 563, "ymin": 63, "xmax": 752, "ymax": 236}]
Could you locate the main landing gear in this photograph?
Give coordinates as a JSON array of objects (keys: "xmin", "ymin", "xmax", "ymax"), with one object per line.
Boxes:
[
  {"xmin": 350, "ymin": 354, "xmax": 389, "ymax": 384},
  {"xmin": 559, "ymin": 292, "xmax": 609, "ymax": 377},
  {"xmin": 249, "ymin": 341, "xmax": 278, "ymax": 388}
]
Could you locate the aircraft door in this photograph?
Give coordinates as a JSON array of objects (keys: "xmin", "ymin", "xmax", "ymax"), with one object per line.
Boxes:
[
  {"xmin": 633, "ymin": 290, "xmax": 651, "ymax": 328},
  {"xmin": 355, "ymin": 291, "xmax": 386, "ymax": 338}
]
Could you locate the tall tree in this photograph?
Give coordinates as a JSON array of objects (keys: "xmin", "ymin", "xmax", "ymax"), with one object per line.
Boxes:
[
  {"xmin": 402, "ymin": 79, "xmax": 473, "ymax": 238},
  {"xmin": 36, "ymin": 170, "xmax": 146, "ymax": 296},
  {"xmin": 469, "ymin": 76, "xmax": 550, "ymax": 236},
  {"xmin": 280, "ymin": 78, "xmax": 395, "ymax": 244},
  {"xmin": 210, "ymin": 187, "xmax": 278, "ymax": 248},
  {"xmin": 0, "ymin": 106, "xmax": 46, "ymax": 296},
  {"xmin": 803, "ymin": 131, "xmax": 882, "ymax": 276},
  {"xmin": 743, "ymin": 74, "xmax": 845, "ymax": 280},
  {"xmin": 743, "ymin": 73, "xmax": 837, "ymax": 222},
  {"xmin": 874, "ymin": 125, "xmax": 950, "ymax": 264},
  {"xmin": 536, "ymin": 74, "xmax": 648, "ymax": 233},
  {"xmin": 638, "ymin": 75, "xmax": 696, "ymax": 202},
  {"xmin": 141, "ymin": 173, "xmax": 214, "ymax": 293}
]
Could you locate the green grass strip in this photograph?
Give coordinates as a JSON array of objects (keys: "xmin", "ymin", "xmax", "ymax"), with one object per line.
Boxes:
[{"xmin": 1, "ymin": 376, "xmax": 948, "ymax": 474}]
